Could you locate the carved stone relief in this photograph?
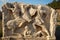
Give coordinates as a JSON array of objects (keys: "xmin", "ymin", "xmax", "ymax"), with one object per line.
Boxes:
[{"xmin": 2, "ymin": 2, "xmax": 57, "ymax": 40}]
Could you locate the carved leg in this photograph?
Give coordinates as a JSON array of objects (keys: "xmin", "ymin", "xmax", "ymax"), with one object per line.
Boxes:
[{"xmin": 40, "ymin": 25, "xmax": 50, "ymax": 36}]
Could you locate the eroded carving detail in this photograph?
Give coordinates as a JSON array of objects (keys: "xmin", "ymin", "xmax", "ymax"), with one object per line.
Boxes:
[{"xmin": 2, "ymin": 2, "xmax": 57, "ymax": 40}]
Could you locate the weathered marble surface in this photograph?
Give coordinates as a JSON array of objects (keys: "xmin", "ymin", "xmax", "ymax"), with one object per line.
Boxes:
[{"xmin": 2, "ymin": 2, "xmax": 57, "ymax": 40}]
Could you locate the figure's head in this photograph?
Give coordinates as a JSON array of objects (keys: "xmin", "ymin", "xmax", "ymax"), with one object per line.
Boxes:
[{"xmin": 25, "ymin": 26, "xmax": 29, "ymax": 30}]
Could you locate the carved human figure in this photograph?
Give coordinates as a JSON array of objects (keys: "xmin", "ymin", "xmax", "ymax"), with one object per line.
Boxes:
[
  {"xmin": 33, "ymin": 24, "xmax": 49, "ymax": 37},
  {"xmin": 23, "ymin": 26, "xmax": 32, "ymax": 37},
  {"xmin": 34, "ymin": 10, "xmax": 50, "ymax": 37},
  {"xmin": 6, "ymin": 19, "xmax": 16, "ymax": 34},
  {"xmin": 6, "ymin": 17, "xmax": 26, "ymax": 34},
  {"xmin": 6, "ymin": 2, "xmax": 26, "ymax": 28}
]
